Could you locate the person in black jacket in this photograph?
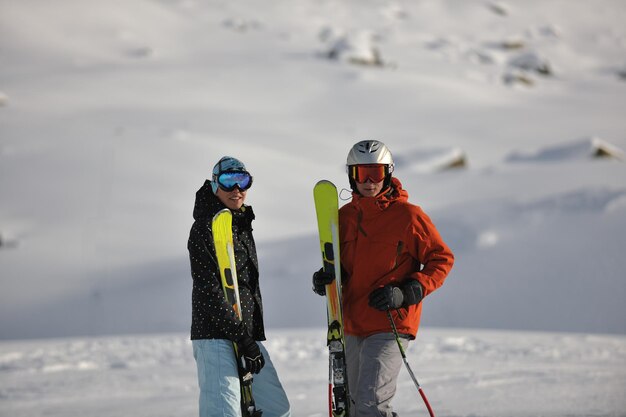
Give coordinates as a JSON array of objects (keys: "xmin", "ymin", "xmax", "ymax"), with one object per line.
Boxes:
[{"xmin": 188, "ymin": 156, "xmax": 291, "ymax": 417}]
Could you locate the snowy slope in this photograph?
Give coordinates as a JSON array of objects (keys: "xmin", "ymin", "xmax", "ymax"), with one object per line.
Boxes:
[
  {"xmin": 1, "ymin": 328, "xmax": 625, "ymax": 417},
  {"xmin": 1, "ymin": 0, "xmax": 626, "ymax": 340}
]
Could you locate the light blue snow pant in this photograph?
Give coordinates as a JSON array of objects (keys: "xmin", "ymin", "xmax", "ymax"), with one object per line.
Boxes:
[
  {"xmin": 193, "ymin": 339, "xmax": 291, "ymax": 417},
  {"xmin": 345, "ymin": 333, "xmax": 408, "ymax": 417}
]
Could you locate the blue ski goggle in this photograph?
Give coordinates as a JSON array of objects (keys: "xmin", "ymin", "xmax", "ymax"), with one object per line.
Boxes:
[{"xmin": 214, "ymin": 171, "xmax": 253, "ymax": 192}]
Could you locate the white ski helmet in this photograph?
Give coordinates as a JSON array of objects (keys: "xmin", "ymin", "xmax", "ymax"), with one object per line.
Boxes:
[
  {"xmin": 346, "ymin": 140, "xmax": 394, "ymax": 167},
  {"xmin": 346, "ymin": 140, "xmax": 395, "ymax": 192}
]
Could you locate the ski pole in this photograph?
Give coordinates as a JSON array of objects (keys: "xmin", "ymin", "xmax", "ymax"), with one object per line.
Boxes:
[
  {"xmin": 328, "ymin": 359, "xmax": 333, "ymax": 417},
  {"xmin": 386, "ymin": 310, "xmax": 436, "ymax": 417}
]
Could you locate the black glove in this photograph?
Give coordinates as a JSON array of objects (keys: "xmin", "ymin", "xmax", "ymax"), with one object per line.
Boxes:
[
  {"xmin": 237, "ymin": 334, "xmax": 265, "ymax": 374},
  {"xmin": 369, "ymin": 285, "xmax": 404, "ymax": 311},
  {"xmin": 312, "ymin": 268, "xmax": 335, "ymax": 296},
  {"xmin": 401, "ymin": 280, "xmax": 424, "ymax": 306},
  {"xmin": 368, "ymin": 280, "xmax": 424, "ymax": 311}
]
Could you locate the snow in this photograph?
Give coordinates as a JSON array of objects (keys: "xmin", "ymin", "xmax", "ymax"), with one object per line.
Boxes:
[
  {"xmin": 1, "ymin": 0, "xmax": 626, "ymax": 415},
  {"xmin": 1, "ymin": 328, "xmax": 625, "ymax": 417}
]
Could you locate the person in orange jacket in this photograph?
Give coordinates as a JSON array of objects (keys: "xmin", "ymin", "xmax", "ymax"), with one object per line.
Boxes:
[{"xmin": 313, "ymin": 140, "xmax": 454, "ymax": 417}]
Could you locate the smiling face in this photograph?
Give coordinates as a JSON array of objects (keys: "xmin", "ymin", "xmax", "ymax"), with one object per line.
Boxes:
[
  {"xmin": 355, "ymin": 179, "xmax": 384, "ymax": 197},
  {"xmin": 216, "ymin": 186, "xmax": 247, "ymax": 210}
]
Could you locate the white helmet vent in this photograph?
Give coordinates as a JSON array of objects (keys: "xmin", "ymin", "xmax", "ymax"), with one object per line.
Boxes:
[{"xmin": 346, "ymin": 140, "xmax": 394, "ymax": 166}]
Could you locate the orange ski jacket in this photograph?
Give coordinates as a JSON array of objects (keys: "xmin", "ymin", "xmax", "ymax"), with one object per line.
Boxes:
[{"xmin": 339, "ymin": 177, "xmax": 454, "ymax": 338}]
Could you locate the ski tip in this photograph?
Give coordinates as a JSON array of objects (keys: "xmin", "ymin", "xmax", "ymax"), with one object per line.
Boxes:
[
  {"xmin": 212, "ymin": 208, "xmax": 232, "ymax": 223},
  {"xmin": 313, "ymin": 180, "xmax": 339, "ymax": 209},
  {"xmin": 315, "ymin": 179, "xmax": 336, "ymax": 188}
]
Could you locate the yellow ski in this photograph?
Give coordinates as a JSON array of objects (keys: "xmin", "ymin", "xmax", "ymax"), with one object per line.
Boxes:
[
  {"xmin": 212, "ymin": 208, "xmax": 262, "ymax": 417},
  {"xmin": 313, "ymin": 180, "xmax": 349, "ymax": 417}
]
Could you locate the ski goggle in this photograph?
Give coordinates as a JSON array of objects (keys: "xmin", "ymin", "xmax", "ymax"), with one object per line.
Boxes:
[
  {"xmin": 214, "ymin": 171, "xmax": 253, "ymax": 192},
  {"xmin": 348, "ymin": 164, "xmax": 391, "ymax": 183}
]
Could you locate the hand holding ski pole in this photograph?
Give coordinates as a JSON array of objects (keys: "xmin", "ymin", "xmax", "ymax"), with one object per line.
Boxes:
[
  {"xmin": 368, "ymin": 285, "xmax": 404, "ymax": 310},
  {"xmin": 368, "ymin": 280, "xmax": 425, "ymax": 311}
]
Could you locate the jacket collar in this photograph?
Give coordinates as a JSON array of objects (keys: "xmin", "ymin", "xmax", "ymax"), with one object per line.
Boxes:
[{"xmin": 351, "ymin": 177, "xmax": 408, "ymax": 215}]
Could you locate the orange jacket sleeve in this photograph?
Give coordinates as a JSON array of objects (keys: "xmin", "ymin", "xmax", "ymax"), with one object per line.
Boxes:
[{"xmin": 406, "ymin": 206, "xmax": 454, "ymax": 297}]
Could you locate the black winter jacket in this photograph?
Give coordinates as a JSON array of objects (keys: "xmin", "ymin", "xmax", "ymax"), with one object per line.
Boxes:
[{"xmin": 188, "ymin": 180, "xmax": 266, "ymax": 341}]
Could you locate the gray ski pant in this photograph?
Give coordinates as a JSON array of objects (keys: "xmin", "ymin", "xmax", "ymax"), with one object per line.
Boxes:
[{"xmin": 345, "ymin": 333, "xmax": 408, "ymax": 417}]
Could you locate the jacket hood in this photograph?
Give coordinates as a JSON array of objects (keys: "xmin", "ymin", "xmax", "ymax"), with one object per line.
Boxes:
[
  {"xmin": 192, "ymin": 180, "xmax": 222, "ymax": 221},
  {"xmin": 351, "ymin": 177, "xmax": 409, "ymax": 211},
  {"xmin": 192, "ymin": 180, "xmax": 255, "ymax": 226}
]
